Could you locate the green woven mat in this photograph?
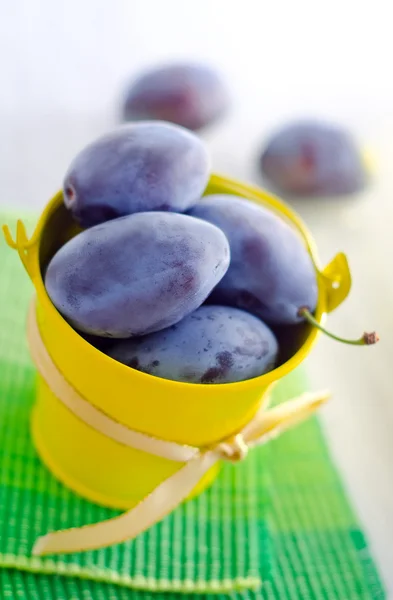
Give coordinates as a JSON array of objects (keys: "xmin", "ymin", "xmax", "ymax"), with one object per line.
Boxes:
[{"xmin": 0, "ymin": 213, "xmax": 385, "ymax": 599}]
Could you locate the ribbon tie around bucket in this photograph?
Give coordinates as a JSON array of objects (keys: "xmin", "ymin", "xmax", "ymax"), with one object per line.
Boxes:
[{"xmin": 27, "ymin": 301, "xmax": 329, "ymax": 557}]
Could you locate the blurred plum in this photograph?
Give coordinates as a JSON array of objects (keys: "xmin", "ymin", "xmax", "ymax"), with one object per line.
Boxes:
[
  {"xmin": 122, "ymin": 63, "xmax": 229, "ymax": 131},
  {"xmin": 260, "ymin": 120, "xmax": 367, "ymax": 197}
]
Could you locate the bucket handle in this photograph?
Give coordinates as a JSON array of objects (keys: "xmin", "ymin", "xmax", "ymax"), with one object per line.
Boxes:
[
  {"xmin": 2, "ymin": 220, "xmax": 40, "ymax": 283},
  {"xmin": 319, "ymin": 252, "xmax": 351, "ymax": 313}
]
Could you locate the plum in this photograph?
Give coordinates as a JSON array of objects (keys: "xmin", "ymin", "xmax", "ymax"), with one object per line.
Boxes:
[
  {"xmin": 122, "ymin": 63, "xmax": 229, "ymax": 131},
  {"xmin": 260, "ymin": 120, "xmax": 367, "ymax": 197},
  {"xmin": 107, "ymin": 305, "xmax": 278, "ymax": 384},
  {"xmin": 63, "ymin": 121, "xmax": 210, "ymax": 228},
  {"xmin": 188, "ymin": 194, "xmax": 317, "ymax": 325},
  {"xmin": 45, "ymin": 211, "xmax": 230, "ymax": 338}
]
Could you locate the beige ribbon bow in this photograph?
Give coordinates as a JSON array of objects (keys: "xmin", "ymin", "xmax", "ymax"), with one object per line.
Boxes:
[{"xmin": 27, "ymin": 302, "xmax": 329, "ymax": 556}]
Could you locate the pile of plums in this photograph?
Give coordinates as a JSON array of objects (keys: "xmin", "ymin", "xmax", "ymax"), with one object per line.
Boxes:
[{"xmin": 45, "ymin": 120, "xmax": 339, "ymax": 385}]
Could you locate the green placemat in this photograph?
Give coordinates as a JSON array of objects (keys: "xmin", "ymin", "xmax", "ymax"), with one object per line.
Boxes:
[{"xmin": 0, "ymin": 213, "xmax": 385, "ymax": 599}]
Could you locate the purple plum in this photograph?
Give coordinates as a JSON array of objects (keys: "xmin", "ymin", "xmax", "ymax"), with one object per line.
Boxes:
[
  {"xmin": 107, "ymin": 305, "xmax": 278, "ymax": 384},
  {"xmin": 188, "ymin": 194, "xmax": 318, "ymax": 325},
  {"xmin": 122, "ymin": 64, "xmax": 229, "ymax": 131},
  {"xmin": 260, "ymin": 120, "xmax": 367, "ymax": 197},
  {"xmin": 63, "ymin": 121, "xmax": 210, "ymax": 227},
  {"xmin": 45, "ymin": 211, "xmax": 230, "ymax": 338}
]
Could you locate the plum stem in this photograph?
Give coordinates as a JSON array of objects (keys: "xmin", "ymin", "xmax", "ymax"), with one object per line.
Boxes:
[{"xmin": 298, "ymin": 307, "xmax": 379, "ymax": 346}]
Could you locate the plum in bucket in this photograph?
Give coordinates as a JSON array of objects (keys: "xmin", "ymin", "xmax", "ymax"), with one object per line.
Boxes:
[
  {"xmin": 45, "ymin": 211, "xmax": 230, "ymax": 338},
  {"xmin": 189, "ymin": 193, "xmax": 378, "ymax": 346},
  {"xmin": 107, "ymin": 305, "xmax": 278, "ymax": 384},
  {"xmin": 63, "ymin": 121, "xmax": 210, "ymax": 228}
]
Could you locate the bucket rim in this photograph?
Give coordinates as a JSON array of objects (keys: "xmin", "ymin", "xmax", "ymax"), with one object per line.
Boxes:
[{"xmin": 13, "ymin": 173, "xmax": 341, "ymax": 390}]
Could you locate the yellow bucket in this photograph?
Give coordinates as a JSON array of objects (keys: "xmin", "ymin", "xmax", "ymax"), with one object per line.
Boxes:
[{"xmin": 3, "ymin": 174, "xmax": 351, "ymax": 510}]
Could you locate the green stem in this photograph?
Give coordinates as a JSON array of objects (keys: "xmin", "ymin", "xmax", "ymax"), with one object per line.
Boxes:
[{"xmin": 299, "ymin": 308, "xmax": 379, "ymax": 346}]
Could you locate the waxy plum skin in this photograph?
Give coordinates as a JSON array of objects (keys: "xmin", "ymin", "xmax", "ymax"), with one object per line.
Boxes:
[
  {"xmin": 107, "ymin": 305, "xmax": 279, "ymax": 384},
  {"xmin": 45, "ymin": 211, "xmax": 230, "ymax": 338},
  {"xmin": 188, "ymin": 194, "xmax": 318, "ymax": 325},
  {"xmin": 63, "ymin": 121, "xmax": 210, "ymax": 227}
]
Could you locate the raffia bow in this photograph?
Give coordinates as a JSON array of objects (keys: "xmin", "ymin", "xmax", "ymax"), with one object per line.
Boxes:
[{"xmin": 27, "ymin": 302, "xmax": 329, "ymax": 556}]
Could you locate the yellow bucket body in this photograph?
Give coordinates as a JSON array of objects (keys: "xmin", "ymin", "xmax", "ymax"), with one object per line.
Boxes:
[{"xmin": 3, "ymin": 174, "xmax": 351, "ymax": 509}]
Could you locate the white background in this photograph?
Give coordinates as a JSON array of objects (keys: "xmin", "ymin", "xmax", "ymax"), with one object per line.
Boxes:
[{"xmin": 1, "ymin": 0, "xmax": 393, "ymax": 594}]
